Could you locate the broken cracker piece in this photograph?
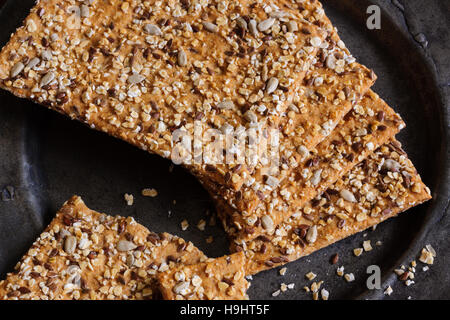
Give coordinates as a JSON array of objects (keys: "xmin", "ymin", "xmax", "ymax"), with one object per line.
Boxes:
[{"xmin": 0, "ymin": 196, "xmax": 206, "ymax": 300}]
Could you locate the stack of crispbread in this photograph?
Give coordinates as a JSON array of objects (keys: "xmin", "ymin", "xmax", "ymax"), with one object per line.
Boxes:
[{"xmin": 0, "ymin": 0, "xmax": 431, "ymax": 299}]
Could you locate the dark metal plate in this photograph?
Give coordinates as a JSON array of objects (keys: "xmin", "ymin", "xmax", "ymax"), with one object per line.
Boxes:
[{"xmin": 0, "ymin": 0, "xmax": 448, "ymax": 299}]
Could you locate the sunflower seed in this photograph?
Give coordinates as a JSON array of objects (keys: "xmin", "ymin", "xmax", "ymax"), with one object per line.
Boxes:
[
  {"xmin": 287, "ymin": 20, "xmax": 298, "ymax": 32},
  {"xmin": 144, "ymin": 24, "xmax": 162, "ymax": 36},
  {"xmin": 249, "ymin": 19, "xmax": 258, "ymax": 36},
  {"xmin": 40, "ymin": 71, "xmax": 55, "ymax": 87},
  {"xmin": 117, "ymin": 240, "xmax": 137, "ymax": 251},
  {"xmin": 340, "ymin": 189, "xmax": 357, "ymax": 203},
  {"xmin": 258, "ymin": 18, "xmax": 275, "ymax": 32},
  {"xmin": 127, "ymin": 73, "xmax": 145, "ymax": 84},
  {"xmin": 26, "ymin": 57, "xmax": 40, "ymax": 70},
  {"xmin": 383, "ymin": 159, "xmax": 401, "ymax": 172},
  {"xmin": 306, "ymin": 225, "xmax": 317, "ymax": 244},
  {"xmin": 202, "ymin": 22, "xmax": 218, "ymax": 33},
  {"xmin": 177, "ymin": 49, "xmax": 187, "ymax": 67},
  {"xmin": 297, "ymin": 145, "xmax": 309, "ymax": 160},
  {"xmin": 217, "ymin": 100, "xmax": 234, "ymax": 110},
  {"xmin": 269, "ymin": 11, "xmax": 290, "ymax": 19},
  {"xmin": 126, "ymin": 253, "xmax": 135, "ymax": 267},
  {"xmin": 64, "ymin": 236, "xmax": 77, "ymax": 254},
  {"xmin": 10, "ymin": 62, "xmax": 24, "ymax": 78},
  {"xmin": 311, "ymin": 169, "xmax": 322, "ymax": 186},
  {"xmin": 244, "ymin": 110, "xmax": 258, "ymax": 123},
  {"xmin": 261, "ymin": 215, "xmax": 274, "ymax": 232},
  {"xmin": 266, "ymin": 77, "xmax": 279, "ymax": 94}
]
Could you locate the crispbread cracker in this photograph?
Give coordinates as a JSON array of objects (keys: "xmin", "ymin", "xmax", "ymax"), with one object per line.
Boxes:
[
  {"xmin": 0, "ymin": 0, "xmax": 327, "ymax": 190},
  {"xmin": 0, "ymin": 196, "xmax": 206, "ymax": 300},
  {"xmin": 213, "ymin": 141, "xmax": 431, "ymax": 275}
]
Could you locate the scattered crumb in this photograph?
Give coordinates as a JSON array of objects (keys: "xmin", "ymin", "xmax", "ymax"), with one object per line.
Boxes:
[
  {"xmin": 376, "ymin": 240, "xmax": 382, "ymax": 246},
  {"xmin": 321, "ymin": 288, "xmax": 329, "ymax": 300},
  {"xmin": 363, "ymin": 240, "xmax": 372, "ymax": 251},
  {"xmin": 197, "ymin": 219, "xmax": 206, "ymax": 231},
  {"xmin": 336, "ymin": 266, "xmax": 344, "ymax": 277},
  {"xmin": 303, "ymin": 286, "xmax": 310, "ymax": 293},
  {"xmin": 411, "ymin": 260, "xmax": 417, "ymax": 268},
  {"xmin": 279, "ymin": 267, "xmax": 287, "ymax": 276},
  {"xmin": 274, "ymin": 282, "xmax": 296, "ymax": 297},
  {"xmin": 330, "ymin": 253, "xmax": 339, "ymax": 265},
  {"xmin": 399, "ymin": 271, "xmax": 409, "ymax": 281},
  {"xmin": 394, "ymin": 269, "xmax": 404, "ymax": 276},
  {"xmin": 426, "ymin": 244, "xmax": 436, "ymax": 256},
  {"xmin": 419, "ymin": 245, "xmax": 436, "ymax": 265},
  {"xmin": 405, "ymin": 280, "xmax": 415, "ymax": 287},
  {"xmin": 181, "ymin": 219, "xmax": 189, "ymax": 231},
  {"xmin": 206, "ymin": 236, "xmax": 213, "ymax": 244},
  {"xmin": 272, "ymin": 289, "xmax": 280, "ymax": 297},
  {"xmin": 306, "ymin": 272, "xmax": 317, "ymax": 281},
  {"xmin": 422, "ymin": 266, "xmax": 429, "ymax": 272},
  {"xmin": 353, "ymin": 248, "xmax": 363, "ymax": 256},
  {"xmin": 142, "ymin": 188, "xmax": 158, "ymax": 197},
  {"xmin": 384, "ymin": 286, "xmax": 393, "ymax": 296},
  {"xmin": 344, "ymin": 273, "xmax": 355, "ymax": 282},
  {"xmin": 310, "ymin": 281, "xmax": 323, "ymax": 293},
  {"xmin": 124, "ymin": 193, "xmax": 134, "ymax": 206}
]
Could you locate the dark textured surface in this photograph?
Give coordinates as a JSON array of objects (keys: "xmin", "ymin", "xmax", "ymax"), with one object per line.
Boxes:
[{"xmin": 0, "ymin": 0, "xmax": 448, "ymax": 300}]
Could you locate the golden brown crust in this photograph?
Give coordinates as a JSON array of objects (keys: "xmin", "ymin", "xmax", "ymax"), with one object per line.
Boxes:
[
  {"xmin": 0, "ymin": 196, "xmax": 206, "ymax": 300},
  {"xmin": 0, "ymin": 0, "xmax": 329, "ymax": 191},
  {"xmin": 158, "ymin": 252, "xmax": 249, "ymax": 300}
]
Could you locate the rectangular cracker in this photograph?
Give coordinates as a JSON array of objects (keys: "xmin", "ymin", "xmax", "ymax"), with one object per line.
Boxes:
[
  {"xmin": 186, "ymin": 0, "xmax": 377, "ymax": 191},
  {"xmin": 202, "ymin": 91, "xmax": 405, "ymax": 242},
  {"xmin": 217, "ymin": 141, "xmax": 431, "ymax": 275},
  {"xmin": 0, "ymin": 0, "xmax": 327, "ymax": 191},
  {"xmin": 0, "ymin": 196, "xmax": 206, "ymax": 300},
  {"xmin": 157, "ymin": 252, "xmax": 249, "ymax": 300}
]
